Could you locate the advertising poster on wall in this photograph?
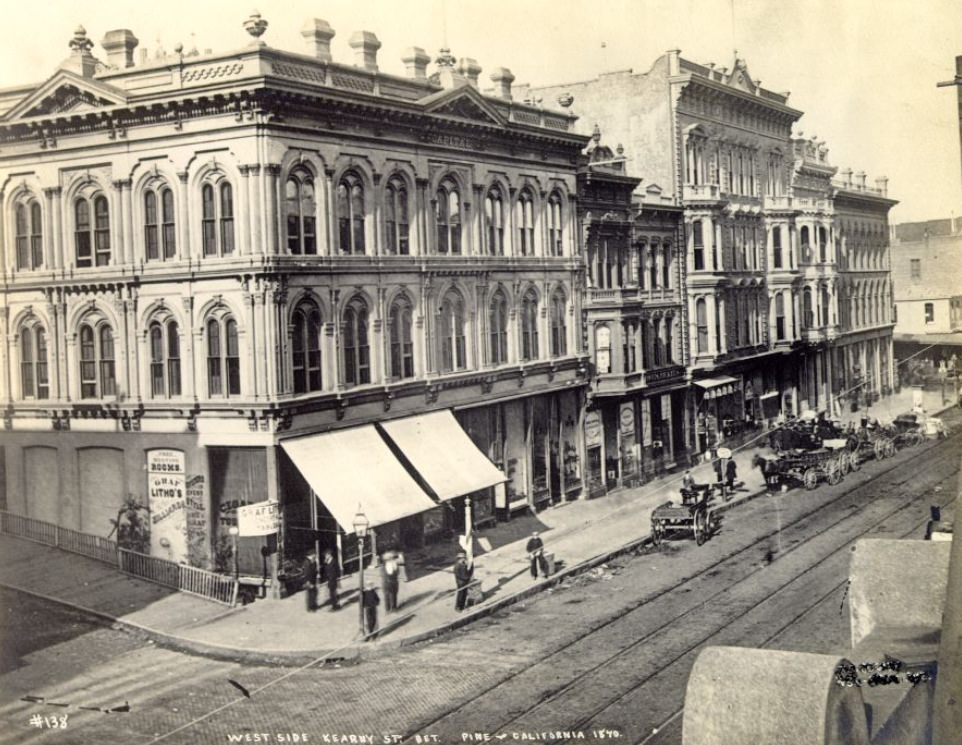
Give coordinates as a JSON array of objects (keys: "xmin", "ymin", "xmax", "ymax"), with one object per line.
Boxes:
[{"xmin": 146, "ymin": 449, "xmax": 189, "ymax": 563}]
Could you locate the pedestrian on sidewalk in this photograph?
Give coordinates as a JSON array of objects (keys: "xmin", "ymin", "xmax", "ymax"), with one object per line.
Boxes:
[
  {"xmin": 526, "ymin": 531, "xmax": 549, "ymax": 579},
  {"xmin": 322, "ymin": 549, "xmax": 341, "ymax": 611},
  {"xmin": 725, "ymin": 458, "xmax": 737, "ymax": 492},
  {"xmin": 303, "ymin": 550, "xmax": 319, "ymax": 612},
  {"xmin": 361, "ymin": 582, "xmax": 380, "ymax": 637},
  {"xmin": 454, "ymin": 551, "xmax": 473, "ymax": 612},
  {"xmin": 380, "ymin": 547, "xmax": 405, "ymax": 612}
]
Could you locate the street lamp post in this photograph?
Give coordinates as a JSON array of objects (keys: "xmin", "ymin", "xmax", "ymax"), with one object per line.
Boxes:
[
  {"xmin": 352, "ymin": 507, "xmax": 369, "ymax": 638},
  {"xmin": 228, "ymin": 525, "xmax": 240, "ymax": 582}
]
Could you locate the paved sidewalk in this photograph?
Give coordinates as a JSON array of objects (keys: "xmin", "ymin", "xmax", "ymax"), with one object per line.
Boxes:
[{"xmin": 0, "ymin": 390, "xmax": 954, "ymax": 664}]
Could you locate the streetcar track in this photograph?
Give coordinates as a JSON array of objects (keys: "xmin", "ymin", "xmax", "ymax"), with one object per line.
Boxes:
[
  {"xmin": 400, "ymin": 432, "xmax": 960, "ymax": 742},
  {"xmin": 495, "ymin": 448, "xmax": 958, "ymax": 738}
]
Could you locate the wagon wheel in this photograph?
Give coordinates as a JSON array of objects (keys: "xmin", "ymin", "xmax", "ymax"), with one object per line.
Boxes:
[
  {"xmin": 873, "ymin": 439, "xmax": 886, "ymax": 460},
  {"xmin": 910, "ymin": 431, "xmax": 924, "ymax": 448},
  {"xmin": 848, "ymin": 451, "xmax": 862, "ymax": 472},
  {"xmin": 846, "ymin": 435, "xmax": 859, "ymax": 452},
  {"xmin": 803, "ymin": 467, "xmax": 819, "ymax": 490},
  {"xmin": 826, "ymin": 461, "xmax": 843, "ymax": 486},
  {"xmin": 884, "ymin": 440, "xmax": 897, "ymax": 458},
  {"xmin": 837, "ymin": 453, "xmax": 850, "ymax": 475},
  {"xmin": 651, "ymin": 519, "xmax": 664, "ymax": 546},
  {"xmin": 694, "ymin": 509, "xmax": 709, "ymax": 546}
]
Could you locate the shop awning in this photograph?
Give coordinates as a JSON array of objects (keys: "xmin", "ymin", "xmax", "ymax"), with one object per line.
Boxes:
[
  {"xmin": 280, "ymin": 426, "xmax": 438, "ymax": 530},
  {"xmin": 694, "ymin": 376, "xmax": 739, "ymax": 399},
  {"xmin": 379, "ymin": 410, "xmax": 506, "ymax": 502}
]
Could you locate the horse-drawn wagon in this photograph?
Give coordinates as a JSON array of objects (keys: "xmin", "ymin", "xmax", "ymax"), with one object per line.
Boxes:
[{"xmin": 650, "ymin": 486, "xmax": 715, "ymax": 546}]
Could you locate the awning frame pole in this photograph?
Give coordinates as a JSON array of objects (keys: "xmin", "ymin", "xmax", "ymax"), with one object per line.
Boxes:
[{"xmin": 310, "ymin": 489, "xmax": 320, "ymax": 585}]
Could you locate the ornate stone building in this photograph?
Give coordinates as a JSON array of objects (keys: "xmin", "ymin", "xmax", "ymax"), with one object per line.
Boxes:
[{"xmin": 0, "ymin": 16, "xmax": 590, "ymax": 575}]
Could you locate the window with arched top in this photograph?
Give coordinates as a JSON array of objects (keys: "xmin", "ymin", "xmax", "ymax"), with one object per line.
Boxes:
[
  {"xmin": 662, "ymin": 243, "xmax": 672, "ymax": 288},
  {"xmin": 435, "ymin": 179, "xmax": 462, "ymax": 255},
  {"xmin": 547, "ymin": 192, "xmax": 563, "ymax": 257},
  {"xmin": 144, "ymin": 186, "xmax": 176, "ymax": 261},
  {"xmin": 653, "ymin": 317, "xmax": 664, "ymax": 366},
  {"xmin": 775, "ymin": 292, "xmax": 786, "ymax": 340},
  {"xmin": 696, "ymin": 298, "xmax": 708, "ymax": 353},
  {"xmin": 818, "ymin": 226, "xmax": 828, "ymax": 263},
  {"xmin": 484, "ymin": 187, "xmax": 505, "ymax": 256},
  {"xmin": 665, "ymin": 317, "xmax": 674, "ymax": 364},
  {"xmin": 385, "ymin": 177, "xmax": 410, "ymax": 255},
  {"xmin": 488, "ymin": 290, "xmax": 509, "ymax": 365},
  {"xmin": 821, "ymin": 286, "xmax": 831, "ymax": 327},
  {"xmin": 207, "ymin": 316, "xmax": 240, "ymax": 396},
  {"xmin": 286, "ymin": 172, "xmax": 317, "ymax": 255},
  {"xmin": 803, "ymin": 288, "xmax": 815, "ymax": 329},
  {"xmin": 291, "ymin": 303, "xmax": 322, "ymax": 393},
  {"xmin": 520, "ymin": 290, "xmax": 539, "ymax": 361},
  {"xmin": 342, "ymin": 297, "xmax": 370, "ymax": 386},
  {"xmin": 516, "ymin": 190, "xmax": 535, "ymax": 256},
  {"xmin": 388, "ymin": 296, "xmax": 414, "ymax": 380},
  {"xmin": 79, "ymin": 322, "xmax": 116, "ymax": 398},
  {"xmin": 149, "ymin": 320, "xmax": 181, "ymax": 397},
  {"xmin": 337, "ymin": 173, "xmax": 366, "ymax": 255},
  {"xmin": 75, "ymin": 195, "xmax": 110, "ymax": 267},
  {"xmin": 202, "ymin": 182, "xmax": 235, "ymax": 257},
  {"xmin": 19, "ymin": 323, "xmax": 49, "ymax": 399},
  {"xmin": 550, "ymin": 290, "xmax": 567, "ymax": 358},
  {"xmin": 15, "ymin": 200, "xmax": 43, "ymax": 270},
  {"xmin": 438, "ymin": 290, "xmax": 466, "ymax": 373}
]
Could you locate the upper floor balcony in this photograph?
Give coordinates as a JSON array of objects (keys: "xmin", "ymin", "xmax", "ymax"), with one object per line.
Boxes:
[
  {"xmin": 682, "ymin": 183, "xmax": 723, "ymax": 204},
  {"xmin": 585, "ymin": 284, "xmax": 682, "ymax": 307}
]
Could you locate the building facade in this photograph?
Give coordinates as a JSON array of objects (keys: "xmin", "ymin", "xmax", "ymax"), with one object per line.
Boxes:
[{"xmin": 0, "ymin": 17, "xmax": 590, "ymax": 575}]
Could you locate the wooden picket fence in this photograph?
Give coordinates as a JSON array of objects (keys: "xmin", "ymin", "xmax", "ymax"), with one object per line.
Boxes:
[{"xmin": 0, "ymin": 510, "xmax": 237, "ymax": 606}]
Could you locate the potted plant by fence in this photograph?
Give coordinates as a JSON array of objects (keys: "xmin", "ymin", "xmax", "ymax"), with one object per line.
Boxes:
[{"xmin": 108, "ymin": 496, "xmax": 151, "ymax": 554}]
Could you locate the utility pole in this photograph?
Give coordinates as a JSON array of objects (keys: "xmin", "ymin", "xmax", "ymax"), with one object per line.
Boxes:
[{"xmin": 933, "ymin": 53, "xmax": 962, "ymax": 745}]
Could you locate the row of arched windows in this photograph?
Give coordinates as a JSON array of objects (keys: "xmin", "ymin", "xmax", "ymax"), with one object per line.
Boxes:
[{"xmin": 10, "ymin": 170, "xmax": 568, "ymax": 272}]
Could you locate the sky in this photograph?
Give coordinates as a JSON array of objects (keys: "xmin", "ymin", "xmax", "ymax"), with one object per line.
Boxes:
[{"xmin": 1, "ymin": 0, "xmax": 960, "ymax": 225}]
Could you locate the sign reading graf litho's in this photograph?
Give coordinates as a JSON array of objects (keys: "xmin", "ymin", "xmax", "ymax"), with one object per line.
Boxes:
[
  {"xmin": 237, "ymin": 500, "xmax": 280, "ymax": 537},
  {"xmin": 146, "ymin": 449, "xmax": 188, "ymax": 563}
]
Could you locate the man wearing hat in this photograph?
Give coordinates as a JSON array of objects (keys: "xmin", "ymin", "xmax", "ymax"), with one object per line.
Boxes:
[
  {"xmin": 526, "ymin": 531, "xmax": 548, "ymax": 579},
  {"xmin": 453, "ymin": 551, "xmax": 473, "ymax": 611},
  {"xmin": 361, "ymin": 581, "xmax": 380, "ymax": 637}
]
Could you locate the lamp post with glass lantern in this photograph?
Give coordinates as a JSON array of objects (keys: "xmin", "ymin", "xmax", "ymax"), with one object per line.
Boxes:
[{"xmin": 352, "ymin": 507, "xmax": 369, "ymax": 637}]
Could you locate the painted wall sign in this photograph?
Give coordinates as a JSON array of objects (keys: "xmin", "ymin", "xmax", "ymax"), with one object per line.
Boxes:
[
  {"xmin": 641, "ymin": 399, "xmax": 653, "ymax": 446},
  {"xmin": 146, "ymin": 449, "xmax": 188, "ymax": 563},
  {"xmin": 584, "ymin": 411, "xmax": 603, "ymax": 447},
  {"xmin": 236, "ymin": 500, "xmax": 280, "ymax": 537}
]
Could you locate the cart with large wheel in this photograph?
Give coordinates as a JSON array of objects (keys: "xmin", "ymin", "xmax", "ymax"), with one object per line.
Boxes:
[
  {"xmin": 651, "ymin": 488, "xmax": 713, "ymax": 546},
  {"xmin": 765, "ymin": 446, "xmax": 845, "ymax": 490},
  {"xmin": 889, "ymin": 413, "xmax": 925, "ymax": 450}
]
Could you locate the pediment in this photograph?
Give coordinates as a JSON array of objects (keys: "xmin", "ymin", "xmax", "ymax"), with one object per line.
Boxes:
[
  {"xmin": 4, "ymin": 70, "xmax": 128, "ymax": 121},
  {"xmin": 421, "ymin": 85, "xmax": 505, "ymax": 127},
  {"xmin": 726, "ymin": 59, "xmax": 757, "ymax": 95}
]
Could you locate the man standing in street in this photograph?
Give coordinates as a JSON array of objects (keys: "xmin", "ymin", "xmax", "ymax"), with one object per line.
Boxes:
[
  {"xmin": 322, "ymin": 549, "xmax": 340, "ymax": 611},
  {"xmin": 380, "ymin": 547, "xmax": 404, "ymax": 612},
  {"xmin": 361, "ymin": 581, "xmax": 380, "ymax": 638},
  {"xmin": 526, "ymin": 531, "xmax": 548, "ymax": 579},
  {"xmin": 454, "ymin": 551, "xmax": 473, "ymax": 611},
  {"xmin": 303, "ymin": 550, "xmax": 318, "ymax": 612}
]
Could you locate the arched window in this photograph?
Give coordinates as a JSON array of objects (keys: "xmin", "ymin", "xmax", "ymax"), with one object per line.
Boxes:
[
  {"xmin": 516, "ymin": 190, "xmax": 535, "ymax": 256},
  {"xmin": 484, "ymin": 187, "xmax": 505, "ymax": 256},
  {"xmin": 696, "ymin": 298, "xmax": 708, "ymax": 353},
  {"xmin": 488, "ymin": 290, "xmax": 509, "ymax": 365},
  {"xmin": 435, "ymin": 179, "xmax": 461, "ymax": 255},
  {"xmin": 15, "ymin": 200, "xmax": 43, "ymax": 270},
  {"xmin": 337, "ymin": 172, "xmax": 365, "ymax": 255},
  {"xmin": 818, "ymin": 226, "xmax": 828, "ymax": 263},
  {"xmin": 772, "ymin": 226, "xmax": 783, "ymax": 269},
  {"xmin": 665, "ymin": 317, "xmax": 674, "ymax": 364},
  {"xmin": 291, "ymin": 303, "xmax": 322, "ymax": 393},
  {"xmin": 653, "ymin": 317, "xmax": 664, "ymax": 366},
  {"xmin": 144, "ymin": 186, "xmax": 176, "ymax": 261},
  {"xmin": 803, "ymin": 287, "xmax": 814, "ymax": 329},
  {"xmin": 286, "ymin": 172, "xmax": 317, "ymax": 255},
  {"xmin": 821, "ymin": 286, "xmax": 831, "ymax": 327},
  {"xmin": 385, "ymin": 177, "xmax": 410, "ymax": 255},
  {"xmin": 547, "ymin": 193, "xmax": 563, "ymax": 257},
  {"xmin": 692, "ymin": 220, "xmax": 705, "ymax": 271},
  {"xmin": 342, "ymin": 297, "xmax": 370, "ymax": 386},
  {"xmin": 75, "ymin": 195, "xmax": 110, "ymax": 267},
  {"xmin": 389, "ymin": 297, "xmax": 414, "ymax": 380},
  {"xmin": 775, "ymin": 292, "xmax": 786, "ymax": 340},
  {"xmin": 19, "ymin": 324, "xmax": 49, "ymax": 399},
  {"xmin": 201, "ymin": 182, "xmax": 235, "ymax": 256},
  {"xmin": 79, "ymin": 322, "xmax": 116, "ymax": 398},
  {"xmin": 800, "ymin": 226, "xmax": 810, "ymax": 263},
  {"xmin": 662, "ymin": 244, "xmax": 672, "ymax": 288},
  {"xmin": 550, "ymin": 290, "xmax": 567, "ymax": 357},
  {"xmin": 438, "ymin": 290, "xmax": 466, "ymax": 373},
  {"xmin": 520, "ymin": 290, "xmax": 539, "ymax": 362},
  {"xmin": 149, "ymin": 320, "xmax": 182, "ymax": 397},
  {"xmin": 649, "ymin": 244, "xmax": 658, "ymax": 288},
  {"xmin": 207, "ymin": 316, "xmax": 240, "ymax": 396}
]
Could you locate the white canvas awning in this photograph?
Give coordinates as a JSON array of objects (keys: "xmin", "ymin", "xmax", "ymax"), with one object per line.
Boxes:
[
  {"xmin": 379, "ymin": 410, "xmax": 506, "ymax": 501},
  {"xmin": 694, "ymin": 376, "xmax": 739, "ymax": 399},
  {"xmin": 281, "ymin": 426, "xmax": 437, "ymax": 530}
]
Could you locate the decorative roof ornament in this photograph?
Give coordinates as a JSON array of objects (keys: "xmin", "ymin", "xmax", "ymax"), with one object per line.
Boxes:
[
  {"xmin": 591, "ymin": 123, "xmax": 602, "ymax": 143},
  {"xmin": 244, "ymin": 9, "xmax": 268, "ymax": 42},
  {"xmin": 69, "ymin": 25, "xmax": 94, "ymax": 55},
  {"xmin": 557, "ymin": 92, "xmax": 574, "ymax": 108},
  {"xmin": 435, "ymin": 47, "xmax": 456, "ymax": 68}
]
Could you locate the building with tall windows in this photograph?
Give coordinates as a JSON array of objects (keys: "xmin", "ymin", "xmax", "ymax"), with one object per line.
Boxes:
[{"xmin": 0, "ymin": 16, "xmax": 590, "ymax": 576}]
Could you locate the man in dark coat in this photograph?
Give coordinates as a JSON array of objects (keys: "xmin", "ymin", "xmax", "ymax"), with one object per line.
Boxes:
[
  {"xmin": 526, "ymin": 531, "xmax": 548, "ymax": 579},
  {"xmin": 380, "ymin": 548, "xmax": 404, "ymax": 612},
  {"xmin": 321, "ymin": 549, "xmax": 340, "ymax": 611},
  {"xmin": 454, "ymin": 552, "xmax": 473, "ymax": 611},
  {"xmin": 303, "ymin": 551, "xmax": 318, "ymax": 612},
  {"xmin": 361, "ymin": 582, "xmax": 380, "ymax": 637},
  {"xmin": 725, "ymin": 458, "xmax": 737, "ymax": 491}
]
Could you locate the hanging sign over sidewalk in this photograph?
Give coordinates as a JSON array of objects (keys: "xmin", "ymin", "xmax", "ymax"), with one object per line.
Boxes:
[{"xmin": 237, "ymin": 500, "xmax": 280, "ymax": 537}]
